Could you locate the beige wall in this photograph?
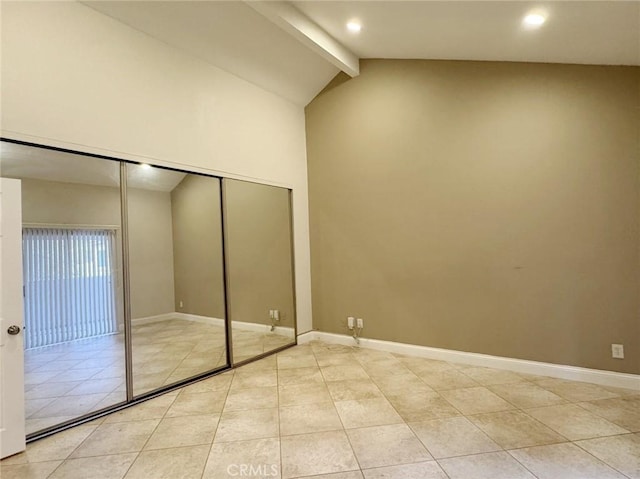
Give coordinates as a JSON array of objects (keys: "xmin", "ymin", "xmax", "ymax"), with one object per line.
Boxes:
[
  {"xmin": 171, "ymin": 174, "xmax": 225, "ymax": 318},
  {"xmin": 21, "ymin": 178, "xmax": 121, "ymax": 226},
  {"xmin": 306, "ymin": 60, "xmax": 640, "ymax": 374},
  {"xmin": 21, "ymin": 177, "xmax": 176, "ymax": 320},
  {"xmin": 127, "ymin": 188, "xmax": 175, "ymax": 319},
  {"xmin": 225, "ymin": 179, "xmax": 295, "ymax": 328}
]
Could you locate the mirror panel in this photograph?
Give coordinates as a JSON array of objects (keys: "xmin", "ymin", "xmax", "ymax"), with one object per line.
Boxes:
[
  {"xmin": 223, "ymin": 179, "xmax": 296, "ymax": 364},
  {"xmin": 127, "ymin": 164, "xmax": 227, "ymax": 396},
  {"xmin": 0, "ymin": 139, "xmax": 296, "ymax": 436},
  {"xmin": 0, "ymin": 141, "xmax": 126, "ymax": 435}
]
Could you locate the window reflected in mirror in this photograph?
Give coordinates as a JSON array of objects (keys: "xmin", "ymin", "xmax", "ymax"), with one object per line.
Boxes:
[{"xmin": 0, "ymin": 141, "xmax": 126, "ymax": 435}]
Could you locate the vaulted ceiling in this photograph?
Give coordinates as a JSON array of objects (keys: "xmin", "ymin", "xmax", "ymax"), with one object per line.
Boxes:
[{"xmin": 84, "ymin": 1, "xmax": 640, "ymax": 106}]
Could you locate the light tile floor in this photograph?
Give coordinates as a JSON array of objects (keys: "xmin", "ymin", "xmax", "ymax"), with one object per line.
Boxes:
[
  {"xmin": 23, "ymin": 319, "xmax": 292, "ymax": 435},
  {"xmin": 3, "ymin": 340, "xmax": 639, "ymax": 479}
]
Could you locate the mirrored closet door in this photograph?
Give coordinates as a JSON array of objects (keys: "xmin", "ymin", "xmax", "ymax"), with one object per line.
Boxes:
[
  {"xmin": 126, "ymin": 164, "xmax": 228, "ymax": 396},
  {"xmin": 223, "ymin": 179, "xmax": 296, "ymax": 364},
  {"xmin": 0, "ymin": 139, "xmax": 297, "ymax": 441},
  {"xmin": 0, "ymin": 141, "xmax": 127, "ymax": 434}
]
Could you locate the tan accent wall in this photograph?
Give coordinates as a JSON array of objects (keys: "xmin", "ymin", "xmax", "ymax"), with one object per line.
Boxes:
[
  {"xmin": 171, "ymin": 174, "xmax": 225, "ymax": 318},
  {"xmin": 305, "ymin": 60, "xmax": 640, "ymax": 374},
  {"xmin": 21, "ymin": 178, "xmax": 121, "ymax": 226},
  {"xmin": 225, "ymin": 179, "xmax": 295, "ymax": 328},
  {"xmin": 127, "ymin": 187, "xmax": 176, "ymax": 319}
]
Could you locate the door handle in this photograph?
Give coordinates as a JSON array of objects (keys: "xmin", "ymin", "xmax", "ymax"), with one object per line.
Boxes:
[{"xmin": 7, "ymin": 325, "xmax": 21, "ymax": 335}]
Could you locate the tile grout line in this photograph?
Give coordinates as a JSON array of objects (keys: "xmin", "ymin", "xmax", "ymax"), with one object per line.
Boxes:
[
  {"xmin": 502, "ymin": 449, "xmax": 543, "ymax": 479},
  {"xmin": 317, "ymin": 348, "xmax": 364, "ymax": 478},
  {"xmin": 109, "ymin": 386, "xmax": 182, "ymax": 478},
  {"xmin": 11, "ymin": 340, "xmax": 638, "ymax": 479},
  {"xmin": 197, "ymin": 369, "xmax": 234, "ymax": 479},
  {"xmin": 361, "ymin": 355, "xmax": 444, "ymax": 469},
  {"xmin": 571, "ymin": 436, "xmax": 635, "ymax": 479},
  {"xmin": 277, "ymin": 355, "xmax": 284, "ymax": 479}
]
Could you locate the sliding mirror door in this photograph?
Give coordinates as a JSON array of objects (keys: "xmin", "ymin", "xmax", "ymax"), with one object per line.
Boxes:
[
  {"xmin": 0, "ymin": 140, "xmax": 294, "ymax": 438},
  {"xmin": 126, "ymin": 165, "xmax": 228, "ymax": 396},
  {"xmin": 0, "ymin": 141, "xmax": 126, "ymax": 435},
  {"xmin": 223, "ymin": 179, "xmax": 296, "ymax": 364}
]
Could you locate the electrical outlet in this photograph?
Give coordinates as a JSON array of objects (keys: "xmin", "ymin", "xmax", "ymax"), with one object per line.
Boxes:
[
  {"xmin": 347, "ymin": 317, "xmax": 354, "ymax": 330},
  {"xmin": 273, "ymin": 310, "xmax": 280, "ymax": 321},
  {"xmin": 612, "ymin": 344, "xmax": 624, "ymax": 359},
  {"xmin": 179, "ymin": 300, "xmax": 183, "ymax": 308},
  {"xmin": 269, "ymin": 310, "xmax": 274, "ymax": 319},
  {"xmin": 356, "ymin": 318, "xmax": 364, "ymax": 328}
]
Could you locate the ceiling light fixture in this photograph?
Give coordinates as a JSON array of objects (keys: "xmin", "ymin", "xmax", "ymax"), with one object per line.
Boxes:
[
  {"xmin": 523, "ymin": 12, "xmax": 546, "ymax": 27},
  {"xmin": 347, "ymin": 21, "xmax": 362, "ymax": 33},
  {"xmin": 140, "ymin": 163, "xmax": 152, "ymax": 169}
]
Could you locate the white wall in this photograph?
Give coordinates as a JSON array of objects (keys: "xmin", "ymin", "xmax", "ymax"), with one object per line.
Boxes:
[{"xmin": 1, "ymin": 1, "xmax": 313, "ymax": 333}]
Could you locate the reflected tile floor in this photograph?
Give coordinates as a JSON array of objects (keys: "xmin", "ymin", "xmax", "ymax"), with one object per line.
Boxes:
[
  {"xmin": 23, "ymin": 319, "xmax": 292, "ymax": 435},
  {"xmin": 4, "ymin": 340, "xmax": 639, "ymax": 479}
]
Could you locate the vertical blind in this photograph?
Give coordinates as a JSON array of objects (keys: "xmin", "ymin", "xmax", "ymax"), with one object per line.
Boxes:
[{"xmin": 22, "ymin": 227, "xmax": 118, "ymax": 349}]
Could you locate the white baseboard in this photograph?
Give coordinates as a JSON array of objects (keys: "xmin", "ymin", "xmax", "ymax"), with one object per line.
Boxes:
[
  {"xmin": 231, "ymin": 320, "xmax": 296, "ymax": 338},
  {"xmin": 172, "ymin": 313, "xmax": 225, "ymax": 327},
  {"xmin": 129, "ymin": 313, "xmax": 177, "ymax": 326},
  {"xmin": 297, "ymin": 331, "xmax": 640, "ymax": 391},
  {"xmin": 130, "ymin": 313, "xmax": 295, "ymax": 338}
]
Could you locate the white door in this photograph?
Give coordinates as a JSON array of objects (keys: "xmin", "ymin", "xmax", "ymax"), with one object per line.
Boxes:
[{"xmin": 0, "ymin": 178, "xmax": 26, "ymax": 459}]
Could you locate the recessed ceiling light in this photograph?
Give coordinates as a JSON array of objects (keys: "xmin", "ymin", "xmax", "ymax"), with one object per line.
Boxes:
[
  {"xmin": 523, "ymin": 12, "xmax": 546, "ymax": 27},
  {"xmin": 347, "ymin": 21, "xmax": 362, "ymax": 33}
]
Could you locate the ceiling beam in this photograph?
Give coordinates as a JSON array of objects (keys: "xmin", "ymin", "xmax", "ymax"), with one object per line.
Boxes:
[{"xmin": 246, "ymin": 1, "xmax": 359, "ymax": 77}]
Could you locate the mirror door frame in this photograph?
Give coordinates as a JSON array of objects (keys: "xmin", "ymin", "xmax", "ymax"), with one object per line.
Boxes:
[{"xmin": 1, "ymin": 137, "xmax": 298, "ymax": 444}]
